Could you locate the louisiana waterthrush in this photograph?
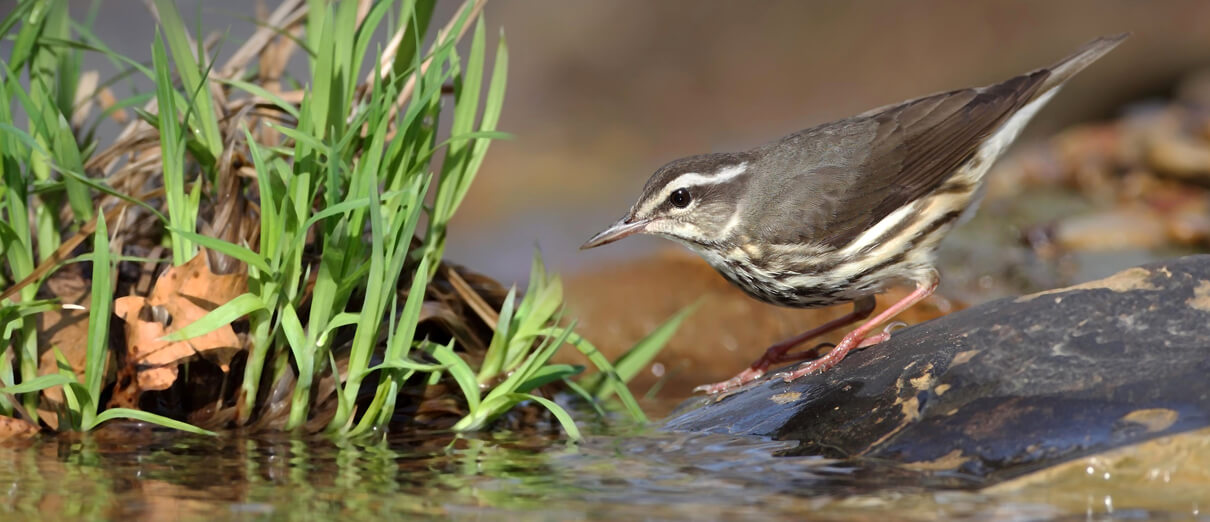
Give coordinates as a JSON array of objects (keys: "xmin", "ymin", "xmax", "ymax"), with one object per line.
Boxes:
[{"xmin": 581, "ymin": 34, "xmax": 1127, "ymax": 394}]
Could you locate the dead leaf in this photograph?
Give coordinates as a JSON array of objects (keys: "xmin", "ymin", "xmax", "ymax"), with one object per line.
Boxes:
[
  {"xmin": 34, "ymin": 408, "xmax": 59, "ymax": 431},
  {"xmin": 0, "ymin": 417, "xmax": 39, "ymax": 441},
  {"xmin": 145, "ymin": 250, "xmax": 247, "ymax": 321},
  {"xmin": 37, "ymin": 268, "xmax": 92, "ymax": 405},
  {"xmin": 114, "ymin": 251, "xmax": 247, "ymax": 391}
]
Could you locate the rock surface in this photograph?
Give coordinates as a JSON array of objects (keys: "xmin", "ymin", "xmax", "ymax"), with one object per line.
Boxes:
[{"xmin": 662, "ymin": 255, "xmax": 1210, "ymax": 482}]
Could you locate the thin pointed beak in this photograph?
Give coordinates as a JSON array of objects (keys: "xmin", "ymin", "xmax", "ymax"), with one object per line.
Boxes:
[{"xmin": 580, "ymin": 217, "xmax": 650, "ymax": 250}]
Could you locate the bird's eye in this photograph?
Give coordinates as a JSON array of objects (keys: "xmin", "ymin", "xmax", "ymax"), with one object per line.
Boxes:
[{"xmin": 669, "ymin": 188, "xmax": 692, "ymax": 208}]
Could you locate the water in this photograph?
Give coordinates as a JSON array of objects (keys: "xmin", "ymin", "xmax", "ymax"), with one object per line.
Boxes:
[{"xmin": 3, "ymin": 419, "xmax": 1207, "ymax": 520}]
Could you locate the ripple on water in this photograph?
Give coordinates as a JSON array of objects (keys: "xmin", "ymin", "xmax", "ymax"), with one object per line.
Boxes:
[{"xmin": 1, "ymin": 423, "xmax": 1208, "ymax": 520}]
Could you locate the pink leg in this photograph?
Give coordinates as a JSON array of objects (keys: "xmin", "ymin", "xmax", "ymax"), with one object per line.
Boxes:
[
  {"xmin": 778, "ymin": 272, "xmax": 940, "ymax": 383},
  {"xmin": 694, "ymin": 296, "xmax": 876, "ymax": 394}
]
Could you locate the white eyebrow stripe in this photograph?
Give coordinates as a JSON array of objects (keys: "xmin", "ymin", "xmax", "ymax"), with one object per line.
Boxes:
[{"xmin": 637, "ymin": 162, "xmax": 748, "ymax": 216}]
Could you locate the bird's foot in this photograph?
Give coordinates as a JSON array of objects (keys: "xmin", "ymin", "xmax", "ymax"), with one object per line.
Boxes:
[
  {"xmin": 776, "ymin": 321, "xmax": 904, "ymax": 383},
  {"xmin": 695, "ymin": 321, "xmax": 910, "ymax": 394},
  {"xmin": 776, "ymin": 344, "xmax": 849, "ymax": 382},
  {"xmin": 694, "ymin": 365, "xmax": 767, "ymax": 395}
]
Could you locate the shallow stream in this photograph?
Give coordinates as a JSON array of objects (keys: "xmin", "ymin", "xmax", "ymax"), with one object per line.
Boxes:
[{"xmin": 3, "ymin": 419, "xmax": 1207, "ymax": 520}]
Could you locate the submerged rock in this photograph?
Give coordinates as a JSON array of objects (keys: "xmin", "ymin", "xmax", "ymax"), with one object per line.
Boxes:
[{"xmin": 663, "ymin": 255, "xmax": 1210, "ymax": 482}]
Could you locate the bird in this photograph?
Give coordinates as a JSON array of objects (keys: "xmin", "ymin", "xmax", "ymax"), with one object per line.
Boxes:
[{"xmin": 580, "ymin": 34, "xmax": 1127, "ymax": 394}]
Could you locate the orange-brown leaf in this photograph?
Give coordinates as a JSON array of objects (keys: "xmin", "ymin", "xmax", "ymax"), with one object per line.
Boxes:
[
  {"xmin": 114, "ymin": 251, "xmax": 247, "ymax": 391},
  {"xmin": 0, "ymin": 417, "xmax": 39, "ymax": 441}
]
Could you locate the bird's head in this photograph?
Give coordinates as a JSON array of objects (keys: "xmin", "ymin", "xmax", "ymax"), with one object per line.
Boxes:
[{"xmin": 581, "ymin": 152, "xmax": 753, "ymax": 250}]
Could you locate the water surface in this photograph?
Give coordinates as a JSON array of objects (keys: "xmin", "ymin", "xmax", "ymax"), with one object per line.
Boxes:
[{"xmin": 3, "ymin": 419, "xmax": 1207, "ymax": 520}]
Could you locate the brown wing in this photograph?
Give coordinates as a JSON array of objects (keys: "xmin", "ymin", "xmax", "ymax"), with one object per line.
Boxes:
[
  {"xmin": 819, "ymin": 72, "xmax": 1046, "ymax": 248},
  {"xmin": 742, "ymin": 35, "xmax": 1125, "ymax": 249},
  {"xmin": 746, "ymin": 72, "xmax": 1046, "ymax": 249}
]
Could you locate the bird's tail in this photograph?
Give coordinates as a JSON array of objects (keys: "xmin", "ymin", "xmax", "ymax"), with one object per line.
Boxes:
[{"xmin": 1038, "ymin": 33, "xmax": 1128, "ymax": 94}]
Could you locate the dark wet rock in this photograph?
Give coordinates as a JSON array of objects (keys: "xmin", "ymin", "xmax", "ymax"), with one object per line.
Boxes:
[{"xmin": 662, "ymin": 255, "xmax": 1210, "ymax": 482}]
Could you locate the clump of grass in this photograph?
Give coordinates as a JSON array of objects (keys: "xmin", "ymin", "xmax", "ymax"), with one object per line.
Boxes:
[{"xmin": 0, "ymin": 0, "xmax": 688, "ymax": 440}]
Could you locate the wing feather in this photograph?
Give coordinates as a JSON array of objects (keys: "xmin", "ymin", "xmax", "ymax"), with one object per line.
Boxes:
[
  {"xmin": 750, "ymin": 72, "xmax": 1046, "ymax": 248},
  {"xmin": 742, "ymin": 35, "xmax": 1126, "ymax": 250}
]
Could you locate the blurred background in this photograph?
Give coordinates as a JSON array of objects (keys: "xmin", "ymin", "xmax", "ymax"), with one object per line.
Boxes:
[
  {"xmin": 42, "ymin": 0, "xmax": 1210, "ymax": 280},
  {"xmin": 466, "ymin": 1, "xmax": 1209, "ymax": 281},
  {"xmin": 24, "ymin": 0, "xmax": 1210, "ymax": 397}
]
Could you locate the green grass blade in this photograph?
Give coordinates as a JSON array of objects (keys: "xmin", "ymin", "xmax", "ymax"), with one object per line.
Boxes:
[
  {"xmin": 453, "ymin": 392, "xmax": 582, "ymax": 441},
  {"xmin": 268, "ymin": 121, "xmax": 329, "ymax": 154},
  {"xmin": 519, "ymin": 393, "xmax": 581, "ymax": 441},
  {"xmin": 424, "ymin": 340, "xmax": 479, "ymax": 412},
  {"xmin": 477, "ymin": 286, "xmax": 516, "ymax": 383},
  {"xmin": 458, "ymin": 29, "xmax": 508, "ymax": 203},
  {"xmin": 351, "ymin": 0, "xmax": 392, "ymax": 87},
  {"xmin": 56, "ymin": 352, "xmax": 86, "ymax": 430},
  {"xmin": 453, "ymin": 393, "xmax": 514, "ymax": 432},
  {"xmin": 508, "ymin": 282, "xmax": 563, "ymax": 372},
  {"xmin": 0, "ymin": 1, "xmax": 36, "ymax": 47},
  {"xmin": 53, "ymin": 164, "xmax": 167, "ymax": 222},
  {"xmin": 281, "ymin": 301, "xmax": 315, "ymax": 431},
  {"xmin": 0, "ymin": 121, "xmax": 47, "ymax": 156},
  {"xmin": 38, "ymin": 34, "xmax": 156, "ymax": 80},
  {"xmin": 490, "ymin": 321, "xmax": 574, "ymax": 400},
  {"xmin": 363, "ymin": 257, "xmax": 432, "ymax": 428},
  {"xmin": 6, "ymin": 0, "xmax": 45, "ymax": 72},
  {"xmin": 563, "ymin": 380, "xmax": 607, "ymax": 418},
  {"xmin": 160, "ymin": 293, "xmax": 265, "ymax": 342},
  {"xmin": 0, "ymin": 373, "xmax": 75, "ymax": 395},
  {"xmin": 170, "ymin": 229, "xmax": 273, "ymax": 274},
  {"xmin": 590, "ymin": 302, "xmax": 698, "ymax": 399},
  {"xmin": 152, "ymin": 0, "xmax": 222, "ymax": 161},
  {"xmin": 152, "ymin": 28, "xmax": 193, "ymax": 265},
  {"xmin": 316, "ymin": 312, "xmax": 359, "ymax": 347},
  {"xmin": 279, "ymin": 302, "xmax": 308, "ymax": 369},
  {"xmin": 523, "ymin": 246, "xmax": 547, "ymax": 302},
  {"xmin": 81, "ymin": 212, "xmax": 111, "ymax": 427},
  {"xmin": 218, "ymin": 78, "xmax": 301, "ymax": 119},
  {"xmin": 515, "ymin": 364, "xmax": 583, "ymax": 394},
  {"xmin": 558, "ymin": 331, "xmax": 647, "ymax": 423},
  {"xmin": 365, "ymin": 359, "xmax": 446, "ymax": 373},
  {"xmin": 302, "ymin": 0, "xmax": 334, "ymax": 142},
  {"xmin": 390, "ymin": 0, "xmax": 436, "ymax": 83},
  {"xmin": 0, "ymin": 300, "xmax": 60, "ymax": 323},
  {"xmin": 89, "ymin": 408, "xmax": 216, "ymax": 436},
  {"xmin": 329, "ymin": 0, "xmax": 358, "ymax": 111},
  {"xmin": 50, "ymin": 112, "xmax": 93, "ymax": 221},
  {"xmin": 451, "ymin": 16, "xmax": 486, "ymax": 144}
]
